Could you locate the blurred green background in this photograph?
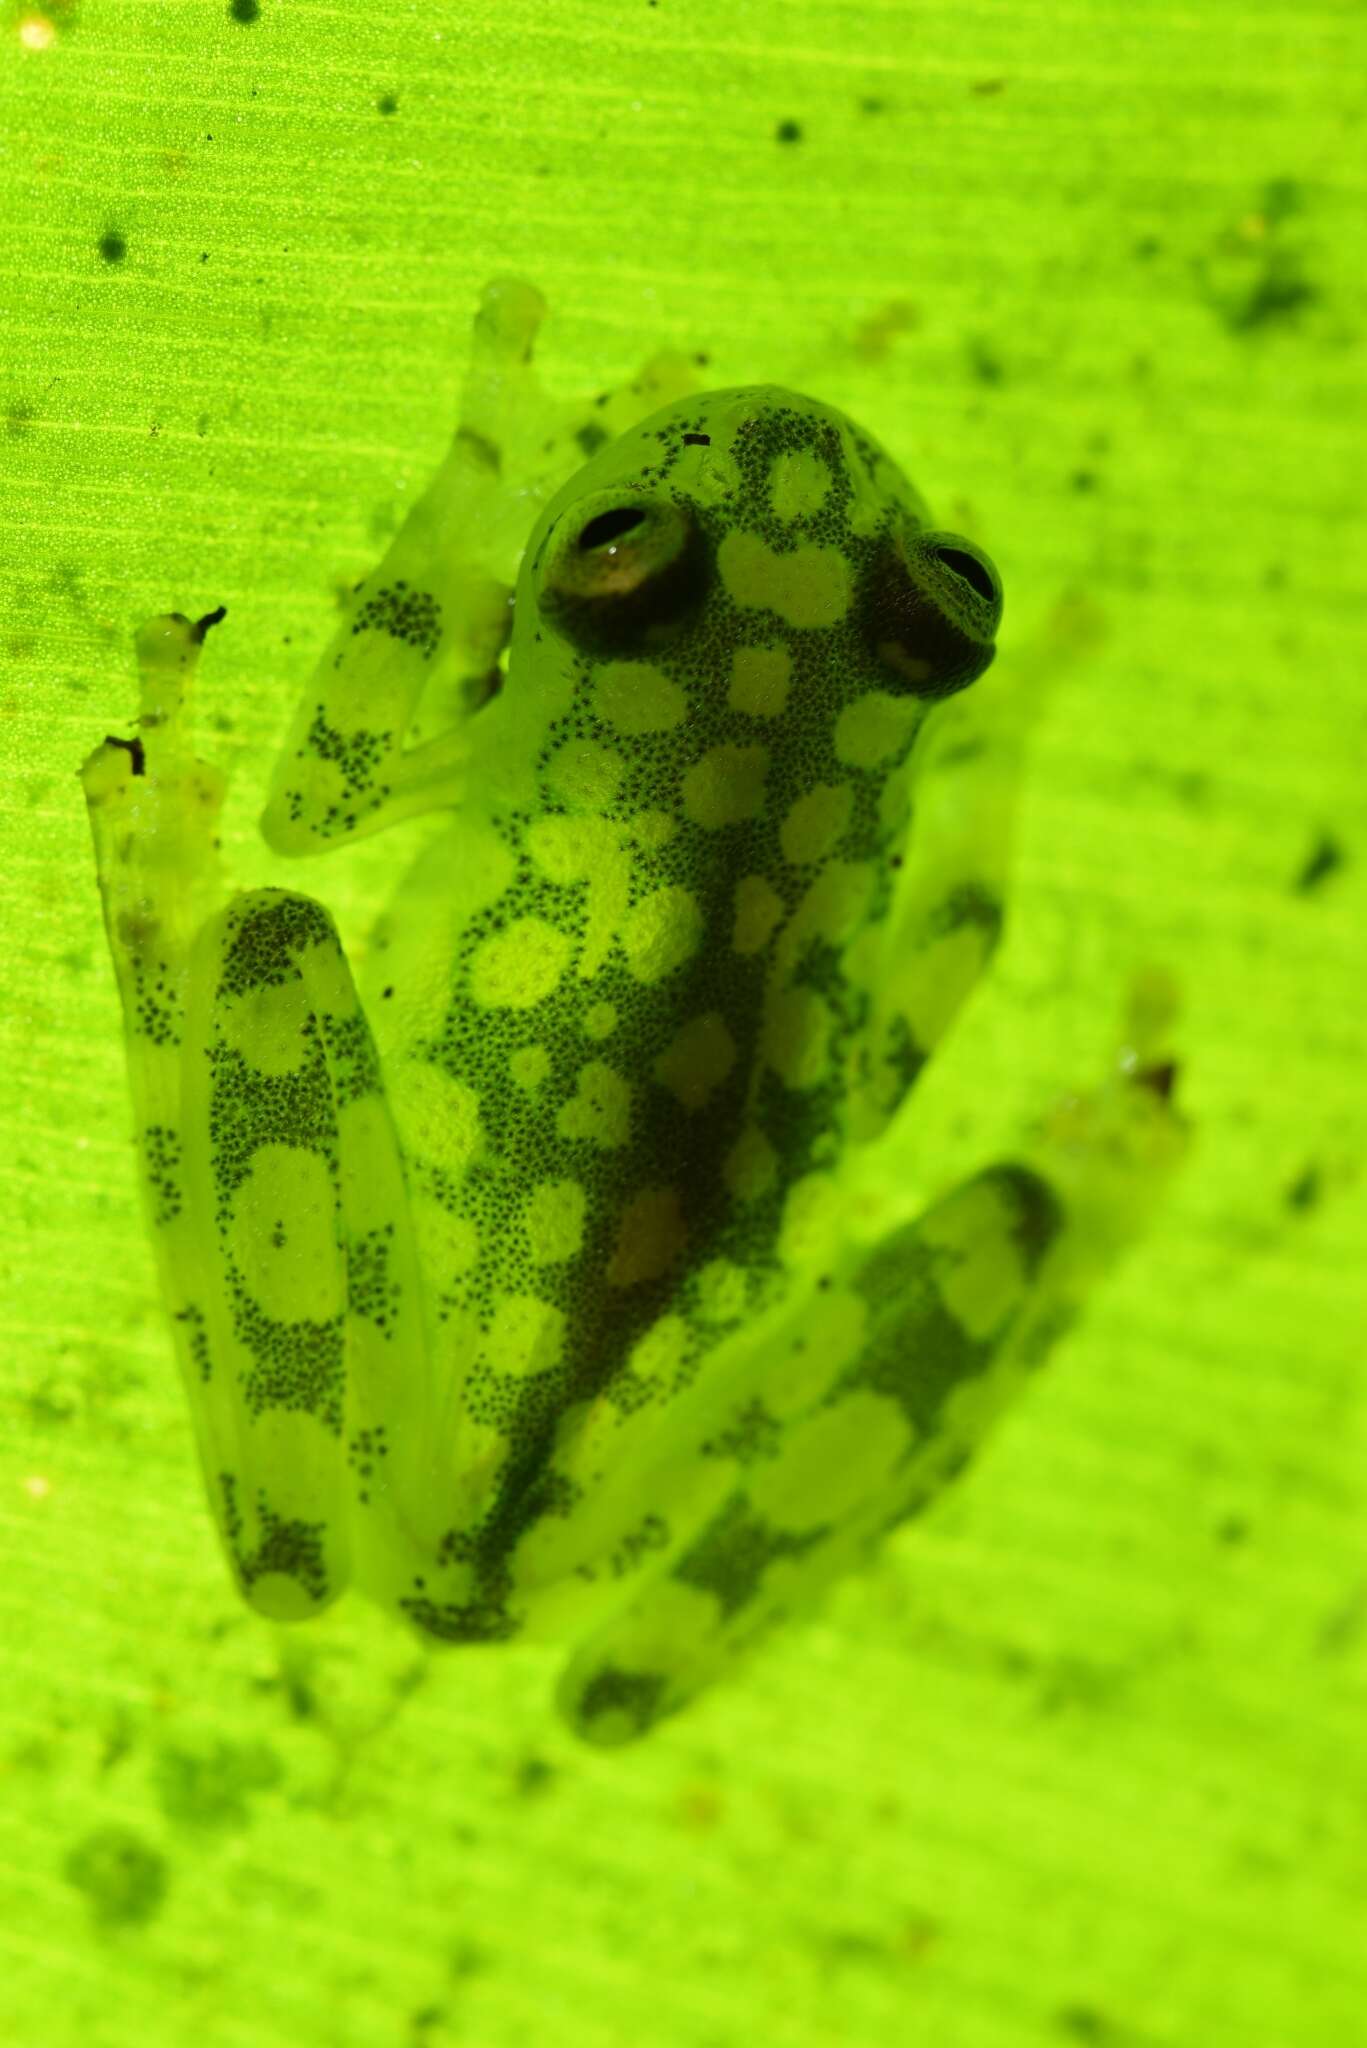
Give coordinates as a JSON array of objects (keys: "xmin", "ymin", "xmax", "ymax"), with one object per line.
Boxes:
[{"xmin": 2, "ymin": 2, "xmax": 1363, "ymax": 2044}]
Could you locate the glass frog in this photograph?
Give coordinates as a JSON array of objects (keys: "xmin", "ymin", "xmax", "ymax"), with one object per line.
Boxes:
[{"xmin": 82, "ymin": 280, "xmax": 1186, "ymax": 1745}]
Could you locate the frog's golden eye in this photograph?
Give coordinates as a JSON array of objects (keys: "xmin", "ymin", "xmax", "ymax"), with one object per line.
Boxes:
[
  {"xmin": 859, "ymin": 528, "xmax": 1003, "ymax": 697},
  {"xmin": 539, "ymin": 491, "xmax": 711, "ymax": 656}
]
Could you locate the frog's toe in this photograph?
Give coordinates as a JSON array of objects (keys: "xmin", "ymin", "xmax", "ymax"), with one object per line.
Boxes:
[
  {"xmin": 556, "ymin": 1657, "xmax": 675, "ymax": 1748},
  {"xmin": 555, "ymin": 1579, "xmax": 731, "ymax": 1745}
]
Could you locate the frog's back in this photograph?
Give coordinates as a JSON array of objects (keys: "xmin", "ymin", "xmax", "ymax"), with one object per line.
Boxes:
[{"xmin": 407, "ymin": 382, "xmax": 1004, "ymax": 1495}]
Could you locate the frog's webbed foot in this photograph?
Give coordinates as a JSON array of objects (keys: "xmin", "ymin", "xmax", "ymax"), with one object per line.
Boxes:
[
  {"xmin": 259, "ymin": 278, "xmax": 700, "ymax": 856},
  {"xmin": 552, "ymin": 982, "xmax": 1186, "ymax": 1746}
]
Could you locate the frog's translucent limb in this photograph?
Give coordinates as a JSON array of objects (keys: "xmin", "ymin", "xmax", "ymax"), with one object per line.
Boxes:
[
  {"xmin": 554, "ymin": 1005, "xmax": 1187, "ymax": 1746},
  {"xmin": 83, "ymin": 618, "xmax": 449, "ymax": 1621},
  {"xmin": 82, "ymin": 615, "xmax": 231, "ymax": 1480},
  {"xmin": 260, "ymin": 278, "xmax": 699, "ymax": 856},
  {"xmin": 851, "ymin": 597, "xmax": 1108, "ymax": 1137}
]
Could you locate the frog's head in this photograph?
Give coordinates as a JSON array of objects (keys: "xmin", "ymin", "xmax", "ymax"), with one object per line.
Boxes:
[{"xmin": 495, "ymin": 387, "xmax": 1001, "ymax": 829}]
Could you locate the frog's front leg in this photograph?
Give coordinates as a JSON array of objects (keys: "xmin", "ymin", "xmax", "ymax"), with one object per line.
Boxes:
[
  {"xmin": 82, "ymin": 617, "xmax": 456, "ymax": 1619},
  {"xmin": 846, "ymin": 596, "xmax": 1101, "ymax": 1141},
  {"xmin": 260, "ymin": 278, "xmax": 698, "ymax": 855},
  {"xmin": 553, "ymin": 1003, "xmax": 1186, "ymax": 1747}
]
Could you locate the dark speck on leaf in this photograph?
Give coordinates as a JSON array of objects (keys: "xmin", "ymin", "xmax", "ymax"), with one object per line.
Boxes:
[
  {"xmin": 1228, "ymin": 258, "xmax": 1317, "ymax": 333},
  {"xmin": 229, "ymin": 0, "xmax": 261, "ymax": 22},
  {"xmin": 64, "ymin": 1825, "xmax": 168, "ymax": 1928},
  {"xmin": 515, "ymin": 1753, "xmax": 557, "ymax": 1796},
  {"xmin": 1293, "ymin": 831, "xmax": 1344, "ymax": 894},
  {"xmin": 775, "ymin": 119, "xmax": 803, "ymax": 145},
  {"xmin": 99, "ymin": 231, "xmax": 127, "ymax": 264},
  {"xmin": 1261, "ymin": 175, "xmax": 1306, "ymax": 225},
  {"xmin": 1055, "ymin": 2006, "xmax": 1115, "ymax": 2045},
  {"xmin": 682, "ymin": 432, "xmax": 710, "ymax": 446},
  {"xmin": 1284, "ymin": 1163, "xmax": 1321, "ymax": 1213},
  {"xmin": 966, "ymin": 336, "xmax": 1004, "ymax": 384},
  {"xmin": 377, "ymin": 93, "xmax": 399, "ymax": 116}
]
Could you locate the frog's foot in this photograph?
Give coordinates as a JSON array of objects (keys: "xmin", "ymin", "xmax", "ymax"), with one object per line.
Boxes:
[
  {"xmin": 552, "ymin": 982, "xmax": 1186, "ymax": 1746},
  {"xmin": 259, "ymin": 278, "xmax": 701, "ymax": 856}
]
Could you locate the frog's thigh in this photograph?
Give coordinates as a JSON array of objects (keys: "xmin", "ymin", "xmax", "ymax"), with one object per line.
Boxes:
[
  {"xmin": 556, "ymin": 1162, "xmax": 1068, "ymax": 1746},
  {"xmin": 180, "ymin": 887, "xmax": 429, "ymax": 1622}
]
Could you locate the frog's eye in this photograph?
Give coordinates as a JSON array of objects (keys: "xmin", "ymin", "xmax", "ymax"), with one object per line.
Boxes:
[
  {"xmin": 538, "ymin": 490, "xmax": 711, "ymax": 656},
  {"xmin": 860, "ymin": 528, "xmax": 1003, "ymax": 697}
]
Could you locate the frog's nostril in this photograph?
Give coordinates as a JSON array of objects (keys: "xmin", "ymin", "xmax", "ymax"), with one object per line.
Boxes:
[
  {"xmin": 577, "ymin": 506, "xmax": 648, "ymax": 552},
  {"xmin": 931, "ymin": 545, "xmax": 997, "ymax": 604}
]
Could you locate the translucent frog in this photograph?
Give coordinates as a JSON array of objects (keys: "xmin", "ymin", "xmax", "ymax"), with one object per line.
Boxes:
[{"xmin": 82, "ymin": 280, "xmax": 1186, "ymax": 1745}]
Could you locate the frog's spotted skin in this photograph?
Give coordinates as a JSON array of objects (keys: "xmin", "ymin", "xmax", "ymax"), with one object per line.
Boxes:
[{"xmin": 82, "ymin": 281, "xmax": 1186, "ymax": 1744}]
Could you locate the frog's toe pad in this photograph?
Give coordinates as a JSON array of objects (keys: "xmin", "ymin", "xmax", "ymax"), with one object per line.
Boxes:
[{"xmin": 556, "ymin": 1658, "xmax": 676, "ymax": 1748}]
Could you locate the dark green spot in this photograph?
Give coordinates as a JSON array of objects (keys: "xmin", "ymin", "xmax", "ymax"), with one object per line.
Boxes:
[
  {"xmin": 154, "ymin": 1737, "xmax": 283, "ymax": 1832},
  {"xmin": 676, "ymin": 1494, "xmax": 824, "ymax": 1619},
  {"xmin": 1260, "ymin": 175, "xmax": 1306, "ymax": 226},
  {"xmin": 64, "ymin": 1825, "xmax": 168, "ymax": 1927},
  {"xmin": 1054, "ymin": 2005, "xmax": 1116, "ymax": 2044},
  {"xmin": 98, "ymin": 231, "xmax": 127, "ymax": 264},
  {"xmin": 1226, "ymin": 255, "xmax": 1317, "ymax": 333},
  {"xmin": 966, "ymin": 336, "xmax": 1004, "ymax": 383},
  {"xmin": 574, "ymin": 420, "xmax": 610, "ymax": 460},
  {"xmin": 1293, "ymin": 831, "xmax": 1344, "ymax": 894}
]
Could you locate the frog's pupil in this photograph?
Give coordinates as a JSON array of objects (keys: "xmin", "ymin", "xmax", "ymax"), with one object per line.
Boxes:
[
  {"xmin": 933, "ymin": 545, "xmax": 997, "ymax": 602},
  {"xmin": 577, "ymin": 506, "xmax": 648, "ymax": 551}
]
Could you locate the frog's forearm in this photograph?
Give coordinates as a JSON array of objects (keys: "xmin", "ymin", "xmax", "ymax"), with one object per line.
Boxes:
[{"xmin": 259, "ymin": 277, "xmax": 699, "ymax": 857}]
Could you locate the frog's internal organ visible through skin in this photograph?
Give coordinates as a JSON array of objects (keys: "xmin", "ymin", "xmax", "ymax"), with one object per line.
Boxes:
[{"xmin": 82, "ymin": 280, "xmax": 1185, "ymax": 1745}]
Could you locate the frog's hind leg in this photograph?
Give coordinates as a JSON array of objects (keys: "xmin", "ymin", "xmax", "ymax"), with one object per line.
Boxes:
[
  {"xmin": 260, "ymin": 278, "xmax": 699, "ymax": 856},
  {"xmin": 555, "ymin": 1000, "xmax": 1186, "ymax": 1747},
  {"xmin": 83, "ymin": 617, "xmax": 440, "ymax": 1621}
]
